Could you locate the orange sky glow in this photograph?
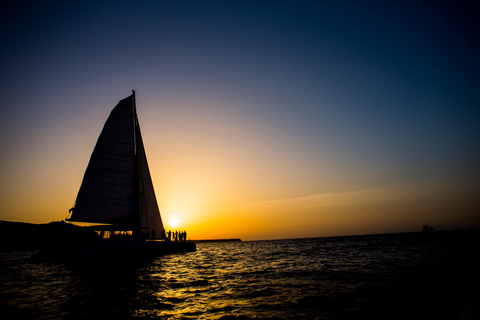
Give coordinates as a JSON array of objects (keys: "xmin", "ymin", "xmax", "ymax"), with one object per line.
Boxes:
[{"xmin": 1, "ymin": 94, "xmax": 478, "ymax": 240}]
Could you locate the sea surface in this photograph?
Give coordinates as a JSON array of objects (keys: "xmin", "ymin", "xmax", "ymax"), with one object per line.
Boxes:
[{"xmin": 1, "ymin": 230, "xmax": 479, "ymax": 320}]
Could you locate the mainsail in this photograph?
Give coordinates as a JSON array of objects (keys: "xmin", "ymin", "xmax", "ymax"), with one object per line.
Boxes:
[{"xmin": 68, "ymin": 91, "xmax": 164, "ymax": 238}]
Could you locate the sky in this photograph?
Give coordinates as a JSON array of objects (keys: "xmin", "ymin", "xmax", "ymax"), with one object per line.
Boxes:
[{"xmin": 1, "ymin": 0, "xmax": 479, "ymax": 240}]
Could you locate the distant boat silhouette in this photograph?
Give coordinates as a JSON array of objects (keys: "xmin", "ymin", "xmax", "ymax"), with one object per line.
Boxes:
[
  {"xmin": 59, "ymin": 91, "xmax": 195, "ymax": 257},
  {"xmin": 422, "ymin": 224, "xmax": 434, "ymax": 233}
]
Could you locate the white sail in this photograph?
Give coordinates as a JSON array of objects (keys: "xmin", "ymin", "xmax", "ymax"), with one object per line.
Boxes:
[
  {"xmin": 70, "ymin": 92, "xmax": 164, "ymax": 238},
  {"xmin": 71, "ymin": 96, "xmax": 137, "ymax": 224}
]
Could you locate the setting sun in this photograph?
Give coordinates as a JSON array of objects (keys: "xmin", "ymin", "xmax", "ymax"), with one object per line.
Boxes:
[{"xmin": 169, "ymin": 219, "xmax": 180, "ymax": 228}]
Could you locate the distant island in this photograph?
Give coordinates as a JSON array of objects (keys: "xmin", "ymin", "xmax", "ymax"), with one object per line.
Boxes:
[{"xmin": 192, "ymin": 239, "xmax": 242, "ymax": 243}]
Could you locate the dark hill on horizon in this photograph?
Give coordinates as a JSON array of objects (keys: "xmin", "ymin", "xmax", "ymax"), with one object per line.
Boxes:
[{"xmin": 0, "ymin": 220, "xmax": 99, "ymax": 251}]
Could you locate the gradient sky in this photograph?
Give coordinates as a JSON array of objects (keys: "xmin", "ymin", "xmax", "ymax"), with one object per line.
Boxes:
[{"xmin": 1, "ymin": 0, "xmax": 479, "ymax": 240}]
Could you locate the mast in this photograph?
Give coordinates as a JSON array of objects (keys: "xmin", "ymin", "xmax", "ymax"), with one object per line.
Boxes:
[
  {"xmin": 132, "ymin": 89, "xmax": 137, "ymax": 155},
  {"xmin": 132, "ymin": 89, "xmax": 140, "ymax": 237}
]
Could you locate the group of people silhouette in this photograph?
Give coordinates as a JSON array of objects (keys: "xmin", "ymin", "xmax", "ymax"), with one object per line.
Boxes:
[
  {"xmin": 163, "ymin": 230, "xmax": 187, "ymax": 241},
  {"xmin": 137, "ymin": 229, "xmax": 190, "ymax": 241}
]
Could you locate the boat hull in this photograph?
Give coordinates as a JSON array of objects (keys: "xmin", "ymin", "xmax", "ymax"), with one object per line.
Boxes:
[
  {"xmin": 81, "ymin": 240, "xmax": 196, "ymax": 258},
  {"xmin": 35, "ymin": 239, "xmax": 196, "ymax": 260}
]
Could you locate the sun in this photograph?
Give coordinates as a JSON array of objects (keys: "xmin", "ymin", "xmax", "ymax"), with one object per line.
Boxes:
[{"xmin": 169, "ymin": 219, "xmax": 180, "ymax": 228}]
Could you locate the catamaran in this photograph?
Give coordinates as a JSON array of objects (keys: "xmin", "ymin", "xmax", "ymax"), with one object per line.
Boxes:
[{"xmin": 63, "ymin": 91, "xmax": 195, "ymax": 256}]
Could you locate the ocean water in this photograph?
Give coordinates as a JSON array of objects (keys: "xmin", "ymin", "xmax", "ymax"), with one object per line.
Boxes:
[{"xmin": 1, "ymin": 230, "xmax": 479, "ymax": 320}]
